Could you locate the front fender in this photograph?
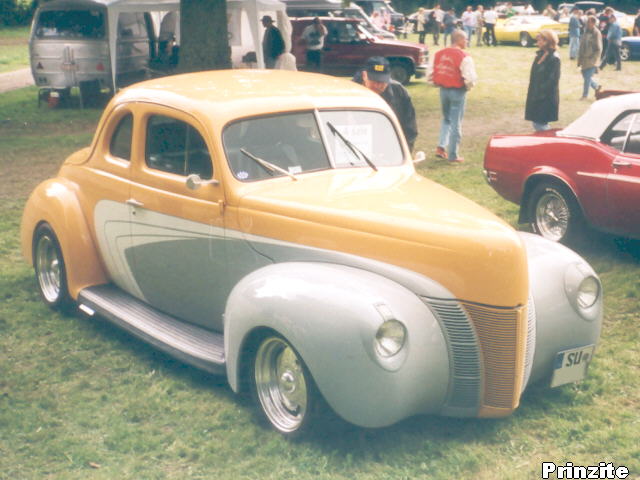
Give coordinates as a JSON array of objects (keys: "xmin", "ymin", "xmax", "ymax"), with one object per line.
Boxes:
[
  {"xmin": 520, "ymin": 233, "xmax": 603, "ymax": 387},
  {"xmin": 21, "ymin": 178, "xmax": 107, "ymax": 299},
  {"xmin": 224, "ymin": 262, "xmax": 450, "ymax": 428}
]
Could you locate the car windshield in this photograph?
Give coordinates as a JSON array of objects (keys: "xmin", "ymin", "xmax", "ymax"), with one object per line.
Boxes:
[
  {"xmin": 35, "ymin": 10, "xmax": 105, "ymax": 39},
  {"xmin": 223, "ymin": 110, "xmax": 404, "ymax": 182}
]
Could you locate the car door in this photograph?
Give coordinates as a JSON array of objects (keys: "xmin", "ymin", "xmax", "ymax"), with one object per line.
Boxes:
[
  {"xmin": 128, "ymin": 106, "xmax": 228, "ymax": 331},
  {"xmin": 604, "ymin": 111, "xmax": 640, "ymax": 238}
]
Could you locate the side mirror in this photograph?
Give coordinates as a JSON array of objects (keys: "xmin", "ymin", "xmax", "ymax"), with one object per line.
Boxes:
[
  {"xmin": 413, "ymin": 151, "xmax": 426, "ymax": 164},
  {"xmin": 186, "ymin": 174, "xmax": 219, "ymax": 190}
]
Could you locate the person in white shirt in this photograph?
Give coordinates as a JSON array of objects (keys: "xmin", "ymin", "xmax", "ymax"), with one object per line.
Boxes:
[
  {"xmin": 461, "ymin": 6, "xmax": 477, "ymax": 46},
  {"xmin": 483, "ymin": 6, "xmax": 498, "ymax": 46},
  {"xmin": 301, "ymin": 17, "xmax": 328, "ymax": 72}
]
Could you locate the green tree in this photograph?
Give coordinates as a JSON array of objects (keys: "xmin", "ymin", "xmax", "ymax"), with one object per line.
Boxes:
[{"xmin": 179, "ymin": 0, "xmax": 231, "ymax": 73}]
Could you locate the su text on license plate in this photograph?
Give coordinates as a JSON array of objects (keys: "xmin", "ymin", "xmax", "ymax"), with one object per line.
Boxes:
[{"xmin": 550, "ymin": 345, "xmax": 595, "ymax": 388}]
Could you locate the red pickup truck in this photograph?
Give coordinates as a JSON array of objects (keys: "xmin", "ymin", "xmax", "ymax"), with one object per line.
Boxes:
[{"xmin": 291, "ymin": 17, "xmax": 428, "ymax": 84}]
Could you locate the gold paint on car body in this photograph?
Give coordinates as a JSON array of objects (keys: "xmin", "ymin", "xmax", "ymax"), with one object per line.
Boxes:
[{"xmin": 22, "ymin": 70, "xmax": 529, "ymax": 309}]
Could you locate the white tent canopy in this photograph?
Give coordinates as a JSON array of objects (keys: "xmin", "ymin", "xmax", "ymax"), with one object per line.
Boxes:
[{"xmin": 98, "ymin": 0, "xmax": 290, "ymax": 90}]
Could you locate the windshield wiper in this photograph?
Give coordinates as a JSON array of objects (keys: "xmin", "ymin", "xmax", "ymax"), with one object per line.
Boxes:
[
  {"xmin": 240, "ymin": 148, "xmax": 298, "ymax": 181},
  {"xmin": 326, "ymin": 121, "xmax": 378, "ymax": 172}
]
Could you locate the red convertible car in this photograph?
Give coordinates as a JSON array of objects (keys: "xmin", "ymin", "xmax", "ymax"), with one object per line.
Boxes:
[{"xmin": 484, "ymin": 93, "xmax": 640, "ymax": 243}]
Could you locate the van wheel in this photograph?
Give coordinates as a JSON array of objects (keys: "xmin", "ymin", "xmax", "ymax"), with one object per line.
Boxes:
[
  {"xmin": 389, "ymin": 61, "xmax": 411, "ymax": 85},
  {"xmin": 520, "ymin": 32, "xmax": 532, "ymax": 47},
  {"xmin": 251, "ymin": 334, "xmax": 319, "ymax": 437},
  {"xmin": 33, "ymin": 223, "xmax": 73, "ymax": 311}
]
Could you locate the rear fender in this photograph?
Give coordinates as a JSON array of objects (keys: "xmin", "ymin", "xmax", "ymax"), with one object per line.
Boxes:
[
  {"xmin": 519, "ymin": 169, "xmax": 582, "ymax": 224},
  {"xmin": 21, "ymin": 178, "xmax": 107, "ymax": 299},
  {"xmin": 224, "ymin": 262, "xmax": 450, "ymax": 428}
]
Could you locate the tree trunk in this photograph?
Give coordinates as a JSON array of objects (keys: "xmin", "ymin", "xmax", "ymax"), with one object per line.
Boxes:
[{"xmin": 179, "ymin": 0, "xmax": 231, "ymax": 73}]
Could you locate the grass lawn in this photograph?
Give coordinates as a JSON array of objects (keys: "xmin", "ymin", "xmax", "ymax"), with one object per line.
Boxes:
[
  {"xmin": 0, "ymin": 26, "xmax": 30, "ymax": 73},
  {"xmin": 1, "ymin": 44, "xmax": 639, "ymax": 479}
]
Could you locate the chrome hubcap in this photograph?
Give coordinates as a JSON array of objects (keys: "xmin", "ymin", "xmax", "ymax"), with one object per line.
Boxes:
[
  {"xmin": 36, "ymin": 235, "xmax": 62, "ymax": 303},
  {"xmin": 535, "ymin": 191, "xmax": 569, "ymax": 242},
  {"xmin": 255, "ymin": 337, "xmax": 308, "ymax": 433}
]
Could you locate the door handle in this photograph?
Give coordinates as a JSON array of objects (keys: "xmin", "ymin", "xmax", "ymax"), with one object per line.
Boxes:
[
  {"xmin": 612, "ymin": 159, "xmax": 632, "ymax": 168},
  {"xmin": 125, "ymin": 198, "xmax": 144, "ymax": 208}
]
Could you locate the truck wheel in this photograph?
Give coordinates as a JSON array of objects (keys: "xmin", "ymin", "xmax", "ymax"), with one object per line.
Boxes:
[
  {"xmin": 33, "ymin": 223, "xmax": 73, "ymax": 311},
  {"xmin": 252, "ymin": 334, "xmax": 318, "ymax": 437},
  {"xmin": 520, "ymin": 32, "xmax": 532, "ymax": 47},
  {"xmin": 389, "ymin": 61, "xmax": 411, "ymax": 85},
  {"xmin": 528, "ymin": 182, "xmax": 583, "ymax": 244}
]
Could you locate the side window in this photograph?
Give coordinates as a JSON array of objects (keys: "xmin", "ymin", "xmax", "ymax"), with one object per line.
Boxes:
[
  {"xmin": 606, "ymin": 113, "xmax": 636, "ymax": 152},
  {"xmin": 118, "ymin": 12, "xmax": 145, "ymax": 38},
  {"xmin": 145, "ymin": 115, "xmax": 213, "ymax": 179},
  {"xmin": 110, "ymin": 113, "xmax": 133, "ymax": 161},
  {"xmin": 624, "ymin": 114, "xmax": 640, "ymax": 155}
]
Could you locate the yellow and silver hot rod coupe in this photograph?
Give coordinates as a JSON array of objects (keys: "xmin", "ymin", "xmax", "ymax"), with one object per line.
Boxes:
[{"xmin": 22, "ymin": 70, "xmax": 602, "ymax": 436}]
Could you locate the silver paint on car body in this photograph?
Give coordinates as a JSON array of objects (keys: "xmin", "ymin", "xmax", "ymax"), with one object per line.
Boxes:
[
  {"xmin": 518, "ymin": 232, "xmax": 602, "ymax": 387},
  {"xmin": 224, "ymin": 262, "xmax": 451, "ymax": 428}
]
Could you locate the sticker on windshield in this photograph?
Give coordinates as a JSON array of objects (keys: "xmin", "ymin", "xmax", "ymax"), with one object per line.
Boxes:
[{"xmin": 333, "ymin": 124, "xmax": 373, "ymax": 166}]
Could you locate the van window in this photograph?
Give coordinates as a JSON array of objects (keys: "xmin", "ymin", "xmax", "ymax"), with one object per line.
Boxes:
[
  {"xmin": 35, "ymin": 10, "xmax": 105, "ymax": 39},
  {"xmin": 118, "ymin": 12, "xmax": 147, "ymax": 38}
]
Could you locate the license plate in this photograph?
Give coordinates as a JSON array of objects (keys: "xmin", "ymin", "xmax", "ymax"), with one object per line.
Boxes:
[
  {"xmin": 550, "ymin": 345, "xmax": 595, "ymax": 387},
  {"xmin": 61, "ymin": 63, "xmax": 77, "ymax": 71}
]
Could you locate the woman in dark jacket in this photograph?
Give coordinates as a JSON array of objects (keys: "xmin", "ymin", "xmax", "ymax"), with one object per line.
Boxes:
[{"xmin": 525, "ymin": 30, "xmax": 561, "ymax": 131}]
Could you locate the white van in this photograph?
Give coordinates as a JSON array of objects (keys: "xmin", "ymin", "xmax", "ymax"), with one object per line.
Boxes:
[{"xmin": 30, "ymin": 0, "xmax": 168, "ymax": 102}]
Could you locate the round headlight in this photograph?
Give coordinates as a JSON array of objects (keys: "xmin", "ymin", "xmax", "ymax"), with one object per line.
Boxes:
[
  {"xmin": 374, "ymin": 320, "xmax": 406, "ymax": 358},
  {"xmin": 577, "ymin": 276, "xmax": 599, "ymax": 309}
]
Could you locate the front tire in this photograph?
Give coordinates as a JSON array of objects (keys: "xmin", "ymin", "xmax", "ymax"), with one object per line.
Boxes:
[
  {"xmin": 528, "ymin": 182, "xmax": 583, "ymax": 243},
  {"xmin": 520, "ymin": 32, "xmax": 532, "ymax": 47},
  {"xmin": 251, "ymin": 334, "xmax": 317, "ymax": 437},
  {"xmin": 33, "ymin": 223, "xmax": 73, "ymax": 311},
  {"xmin": 389, "ymin": 61, "xmax": 411, "ymax": 85}
]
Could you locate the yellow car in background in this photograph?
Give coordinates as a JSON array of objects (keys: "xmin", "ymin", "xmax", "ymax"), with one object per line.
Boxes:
[{"xmin": 495, "ymin": 15, "xmax": 569, "ymax": 47}]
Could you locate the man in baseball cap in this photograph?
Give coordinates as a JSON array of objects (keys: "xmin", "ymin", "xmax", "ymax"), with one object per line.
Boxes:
[{"xmin": 354, "ymin": 57, "xmax": 418, "ymax": 151}]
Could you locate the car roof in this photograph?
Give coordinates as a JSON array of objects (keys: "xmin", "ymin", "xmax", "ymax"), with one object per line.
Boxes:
[
  {"xmin": 558, "ymin": 93, "xmax": 640, "ymax": 140},
  {"xmin": 112, "ymin": 70, "xmax": 389, "ymax": 129}
]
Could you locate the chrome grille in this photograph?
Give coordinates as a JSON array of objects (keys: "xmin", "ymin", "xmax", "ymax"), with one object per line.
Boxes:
[
  {"xmin": 522, "ymin": 294, "xmax": 537, "ymax": 392},
  {"xmin": 462, "ymin": 302, "xmax": 524, "ymax": 410},
  {"xmin": 425, "ymin": 299, "xmax": 481, "ymax": 412}
]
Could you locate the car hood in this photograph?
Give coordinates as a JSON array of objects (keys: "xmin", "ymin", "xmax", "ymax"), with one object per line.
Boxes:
[
  {"xmin": 371, "ymin": 37, "xmax": 424, "ymax": 52},
  {"xmin": 235, "ymin": 168, "xmax": 528, "ymax": 308}
]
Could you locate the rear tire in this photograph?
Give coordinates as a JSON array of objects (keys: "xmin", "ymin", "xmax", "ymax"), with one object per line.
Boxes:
[
  {"xmin": 520, "ymin": 32, "xmax": 532, "ymax": 47},
  {"xmin": 527, "ymin": 182, "xmax": 583, "ymax": 244},
  {"xmin": 33, "ymin": 223, "xmax": 74, "ymax": 311}
]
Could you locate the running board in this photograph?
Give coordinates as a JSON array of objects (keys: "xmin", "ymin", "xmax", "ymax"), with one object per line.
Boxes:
[{"xmin": 78, "ymin": 285, "xmax": 226, "ymax": 375}]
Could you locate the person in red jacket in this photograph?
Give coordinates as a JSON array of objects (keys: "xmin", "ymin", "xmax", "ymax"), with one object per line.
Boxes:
[{"xmin": 429, "ymin": 29, "xmax": 477, "ymax": 163}]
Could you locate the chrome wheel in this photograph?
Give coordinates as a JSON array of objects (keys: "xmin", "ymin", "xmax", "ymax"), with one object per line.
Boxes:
[
  {"xmin": 33, "ymin": 224, "xmax": 72, "ymax": 310},
  {"xmin": 534, "ymin": 190, "xmax": 570, "ymax": 242},
  {"xmin": 36, "ymin": 234, "xmax": 63, "ymax": 303},
  {"xmin": 254, "ymin": 336, "xmax": 309, "ymax": 434},
  {"xmin": 520, "ymin": 32, "xmax": 531, "ymax": 47}
]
